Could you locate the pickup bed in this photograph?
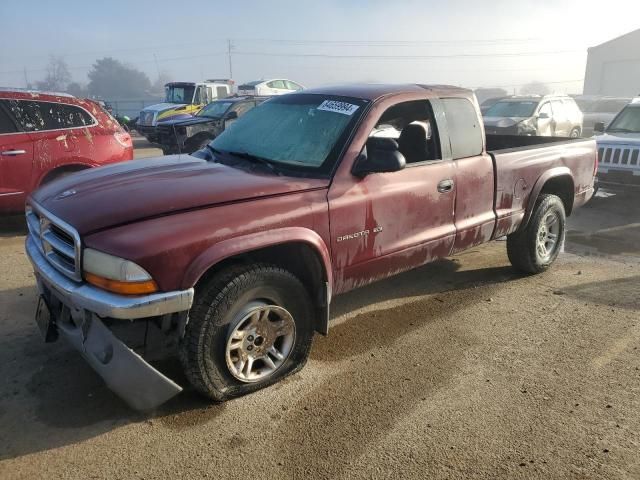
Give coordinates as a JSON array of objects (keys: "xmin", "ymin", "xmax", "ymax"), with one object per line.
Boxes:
[{"xmin": 25, "ymin": 84, "xmax": 596, "ymax": 409}]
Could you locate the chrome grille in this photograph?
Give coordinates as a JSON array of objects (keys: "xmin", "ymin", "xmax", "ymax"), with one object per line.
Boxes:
[
  {"xmin": 26, "ymin": 203, "xmax": 82, "ymax": 281},
  {"xmin": 598, "ymin": 145, "xmax": 640, "ymax": 173}
]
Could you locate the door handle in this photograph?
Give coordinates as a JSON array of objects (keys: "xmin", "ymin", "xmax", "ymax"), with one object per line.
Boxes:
[
  {"xmin": 1, "ymin": 149, "xmax": 26, "ymax": 156},
  {"xmin": 437, "ymin": 179, "xmax": 454, "ymax": 193}
]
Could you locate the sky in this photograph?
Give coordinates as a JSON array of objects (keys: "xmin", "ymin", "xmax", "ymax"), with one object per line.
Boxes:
[{"xmin": 1, "ymin": 0, "xmax": 639, "ymax": 95}]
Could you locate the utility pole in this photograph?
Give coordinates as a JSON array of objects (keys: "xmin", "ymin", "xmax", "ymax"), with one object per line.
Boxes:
[
  {"xmin": 153, "ymin": 53, "xmax": 161, "ymax": 77},
  {"xmin": 227, "ymin": 39, "xmax": 233, "ymax": 79},
  {"xmin": 23, "ymin": 67, "xmax": 29, "ymax": 88}
]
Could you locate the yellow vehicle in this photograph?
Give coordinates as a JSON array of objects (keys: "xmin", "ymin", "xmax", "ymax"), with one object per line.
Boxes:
[{"xmin": 136, "ymin": 80, "xmax": 233, "ymax": 142}]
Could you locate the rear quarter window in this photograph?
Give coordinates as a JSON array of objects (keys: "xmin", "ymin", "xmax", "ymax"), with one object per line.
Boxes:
[{"xmin": 442, "ymin": 98, "xmax": 483, "ymax": 159}]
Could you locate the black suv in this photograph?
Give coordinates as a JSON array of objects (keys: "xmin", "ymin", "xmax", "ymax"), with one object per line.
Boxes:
[{"xmin": 157, "ymin": 96, "xmax": 268, "ymax": 154}]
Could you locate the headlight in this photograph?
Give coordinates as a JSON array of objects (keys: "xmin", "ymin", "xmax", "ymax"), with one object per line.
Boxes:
[{"xmin": 83, "ymin": 248, "xmax": 158, "ymax": 295}]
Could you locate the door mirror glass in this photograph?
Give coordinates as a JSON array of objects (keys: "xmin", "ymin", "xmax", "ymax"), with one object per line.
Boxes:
[
  {"xmin": 538, "ymin": 112, "xmax": 550, "ymax": 120},
  {"xmin": 594, "ymin": 121, "xmax": 606, "ymax": 133},
  {"xmin": 352, "ymin": 138, "xmax": 406, "ymax": 177},
  {"xmin": 225, "ymin": 110, "xmax": 238, "ymax": 120}
]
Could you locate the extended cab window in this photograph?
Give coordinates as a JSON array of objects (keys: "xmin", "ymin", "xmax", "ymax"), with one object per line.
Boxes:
[
  {"xmin": 369, "ymin": 100, "xmax": 440, "ymax": 164},
  {"xmin": 442, "ymin": 98, "xmax": 483, "ymax": 159},
  {"xmin": 211, "ymin": 94, "xmax": 367, "ymax": 174}
]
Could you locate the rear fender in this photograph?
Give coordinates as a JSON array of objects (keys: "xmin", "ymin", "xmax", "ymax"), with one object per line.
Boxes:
[{"xmin": 520, "ymin": 167, "xmax": 574, "ymax": 231}]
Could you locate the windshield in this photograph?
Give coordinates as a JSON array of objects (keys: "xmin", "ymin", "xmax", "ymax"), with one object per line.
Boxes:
[
  {"xmin": 198, "ymin": 101, "xmax": 232, "ymax": 118},
  {"xmin": 165, "ymin": 85, "xmax": 195, "ymax": 104},
  {"xmin": 484, "ymin": 101, "xmax": 538, "ymax": 118},
  {"xmin": 607, "ymin": 107, "xmax": 640, "ymax": 133},
  {"xmin": 211, "ymin": 94, "xmax": 366, "ymax": 174}
]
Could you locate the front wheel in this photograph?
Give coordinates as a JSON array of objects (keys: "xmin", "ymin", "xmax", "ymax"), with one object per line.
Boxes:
[
  {"xmin": 569, "ymin": 128, "xmax": 580, "ymax": 138},
  {"xmin": 179, "ymin": 264, "xmax": 314, "ymax": 401},
  {"xmin": 507, "ymin": 194, "xmax": 566, "ymax": 274}
]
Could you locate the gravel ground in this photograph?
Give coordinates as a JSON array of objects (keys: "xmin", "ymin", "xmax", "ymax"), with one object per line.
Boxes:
[{"xmin": 0, "ymin": 183, "xmax": 638, "ymax": 480}]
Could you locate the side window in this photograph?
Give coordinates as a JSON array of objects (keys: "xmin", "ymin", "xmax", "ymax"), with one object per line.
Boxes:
[
  {"xmin": 4, "ymin": 100, "xmax": 94, "ymax": 131},
  {"xmin": 231, "ymin": 102, "xmax": 254, "ymax": 117},
  {"xmin": 441, "ymin": 98, "xmax": 483, "ymax": 159},
  {"xmin": 6, "ymin": 100, "xmax": 47, "ymax": 131},
  {"xmin": 270, "ymin": 80, "xmax": 286, "ymax": 89},
  {"xmin": 0, "ymin": 103, "xmax": 18, "ymax": 134},
  {"xmin": 285, "ymin": 81, "xmax": 301, "ymax": 91},
  {"xmin": 538, "ymin": 102, "xmax": 552, "ymax": 118},
  {"xmin": 49, "ymin": 104, "xmax": 95, "ymax": 128},
  {"xmin": 551, "ymin": 100, "xmax": 566, "ymax": 120},
  {"xmin": 369, "ymin": 100, "xmax": 440, "ymax": 164},
  {"xmin": 216, "ymin": 86, "xmax": 228, "ymax": 99}
]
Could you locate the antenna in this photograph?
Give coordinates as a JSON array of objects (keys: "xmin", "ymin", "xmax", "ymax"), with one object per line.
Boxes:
[{"xmin": 227, "ymin": 39, "xmax": 234, "ymax": 79}]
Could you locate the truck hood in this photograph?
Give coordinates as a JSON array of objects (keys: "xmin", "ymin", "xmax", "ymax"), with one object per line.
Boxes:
[
  {"xmin": 596, "ymin": 132, "xmax": 640, "ymax": 147},
  {"xmin": 159, "ymin": 116, "xmax": 217, "ymax": 127},
  {"xmin": 142, "ymin": 102, "xmax": 188, "ymax": 114},
  {"xmin": 482, "ymin": 116, "xmax": 527, "ymax": 128},
  {"xmin": 31, "ymin": 156, "xmax": 329, "ymax": 235}
]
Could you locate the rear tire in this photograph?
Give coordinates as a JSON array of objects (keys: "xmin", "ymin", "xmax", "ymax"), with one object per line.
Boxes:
[
  {"xmin": 507, "ymin": 194, "xmax": 566, "ymax": 274},
  {"xmin": 179, "ymin": 264, "xmax": 314, "ymax": 402}
]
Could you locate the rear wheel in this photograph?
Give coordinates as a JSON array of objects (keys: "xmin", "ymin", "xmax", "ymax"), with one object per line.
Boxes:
[
  {"xmin": 507, "ymin": 194, "xmax": 566, "ymax": 274},
  {"xmin": 179, "ymin": 264, "xmax": 314, "ymax": 401}
]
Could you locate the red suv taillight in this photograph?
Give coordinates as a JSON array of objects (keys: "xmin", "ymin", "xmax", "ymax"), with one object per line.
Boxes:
[{"xmin": 114, "ymin": 130, "xmax": 132, "ymax": 149}]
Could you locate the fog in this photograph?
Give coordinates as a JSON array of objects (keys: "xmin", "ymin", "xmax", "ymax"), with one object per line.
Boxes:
[{"xmin": 1, "ymin": 0, "xmax": 639, "ymax": 94}]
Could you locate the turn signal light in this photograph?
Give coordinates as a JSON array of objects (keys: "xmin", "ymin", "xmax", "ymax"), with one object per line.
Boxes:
[{"xmin": 85, "ymin": 272, "xmax": 159, "ymax": 295}]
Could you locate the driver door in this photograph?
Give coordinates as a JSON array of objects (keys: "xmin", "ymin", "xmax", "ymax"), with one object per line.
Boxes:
[
  {"xmin": 537, "ymin": 102, "xmax": 554, "ymax": 136},
  {"xmin": 328, "ymin": 98, "xmax": 456, "ymax": 293}
]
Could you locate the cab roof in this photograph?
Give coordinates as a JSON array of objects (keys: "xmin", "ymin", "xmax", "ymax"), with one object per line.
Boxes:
[{"xmin": 299, "ymin": 83, "xmax": 471, "ymax": 101}]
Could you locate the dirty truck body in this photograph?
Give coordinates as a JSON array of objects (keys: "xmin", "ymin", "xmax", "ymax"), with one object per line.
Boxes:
[{"xmin": 25, "ymin": 84, "xmax": 597, "ymax": 409}]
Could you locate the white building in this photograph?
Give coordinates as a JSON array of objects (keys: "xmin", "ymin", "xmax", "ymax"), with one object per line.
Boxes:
[{"xmin": 583, "ymin": 29, "xmax": 640, "ymax": 97}]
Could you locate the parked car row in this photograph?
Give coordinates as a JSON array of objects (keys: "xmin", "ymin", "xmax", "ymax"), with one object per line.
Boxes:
[
  {"xmin": 136, "ymin": 78, "xmax": 304, "ymax": 145},
  {"xmin": 0, "ymin": 89, "xmax": 133, "ymax": 214}
]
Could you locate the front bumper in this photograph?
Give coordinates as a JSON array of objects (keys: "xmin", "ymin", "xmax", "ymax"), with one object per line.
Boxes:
[
  {"xmin": 26, "ymin": 236, "xmax": 194, "ymax": 410},
  {"xmin": 26, "ymin": 236, "xmax": 193, "ymax": 319}
]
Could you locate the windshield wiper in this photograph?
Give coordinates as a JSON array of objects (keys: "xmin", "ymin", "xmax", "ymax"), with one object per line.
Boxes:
[{"xmin": 225, "ymin": 150, "xmax": 283, "ymax": 176}]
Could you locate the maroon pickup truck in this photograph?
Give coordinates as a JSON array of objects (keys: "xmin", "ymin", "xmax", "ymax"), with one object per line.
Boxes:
[{"xmin": 25, "ymin": 84, "xmax": 597, "ymax": 409}]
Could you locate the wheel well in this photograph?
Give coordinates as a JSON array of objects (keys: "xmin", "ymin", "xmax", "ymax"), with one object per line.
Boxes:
[
  {"xmin": 40, "ymin": 164, "xmax": 90, "ymax": 186},
  {"xmin": 539, "ymin": 175, "xmax": 574, "ymax": 216},
  {"xmin": 195, "ymin": 242, "xmax": 329, "ymax": 332}
]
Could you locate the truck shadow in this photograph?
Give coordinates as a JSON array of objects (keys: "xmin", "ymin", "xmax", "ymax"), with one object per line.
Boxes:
[
  {"xmin": 0, "ymin": 215, "xmax": 28, "ymax": 237},
  {"xmin": 275, "ymin": 258, "xmax": 522, "ymax": 478},
  {"xmin": 0, "ymin": 256, "xmax": 523, "ymax": 461}
]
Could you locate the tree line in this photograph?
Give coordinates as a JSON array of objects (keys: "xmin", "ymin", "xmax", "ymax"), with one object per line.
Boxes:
[{"xmin": 32, "ymin": 55, "xmax": 171, "ymax": 99}]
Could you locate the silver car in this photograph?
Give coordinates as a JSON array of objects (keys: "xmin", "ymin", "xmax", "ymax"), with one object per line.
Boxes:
[{"xmin": 483, "ymin": 95, "xmax": 583, "ymax": 137}]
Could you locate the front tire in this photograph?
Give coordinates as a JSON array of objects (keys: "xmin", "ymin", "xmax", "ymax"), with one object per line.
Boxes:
[
  {"xmin": 507, "ymin": 194, "xmax": 566, "ymax": 274},
  {"xmin": 569, "ymin": 127, "xmax": 580, "ymax": 138},
  {"xmin": 179, "ymin": 264, "xmax": 314, "ymax": 401}
]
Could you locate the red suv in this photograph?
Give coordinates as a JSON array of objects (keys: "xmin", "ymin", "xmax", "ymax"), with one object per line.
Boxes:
[{"xmin": 0, "ymin": 90, "xmax": 133, "ymax": 213}]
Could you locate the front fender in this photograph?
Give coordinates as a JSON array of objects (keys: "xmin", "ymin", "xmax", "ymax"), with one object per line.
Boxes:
[{"xmin": 181, "ymin": 227, "xmax": 333, "ymax": 298}]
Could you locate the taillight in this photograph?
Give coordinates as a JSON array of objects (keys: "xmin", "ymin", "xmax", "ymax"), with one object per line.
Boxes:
[
  {"xmin": 594, "ymin": 150, "xmax": 599, "ymax": 176},
  {"xmin": 114, "ymin": 130, "xmax": 132, "ymax": 148}
]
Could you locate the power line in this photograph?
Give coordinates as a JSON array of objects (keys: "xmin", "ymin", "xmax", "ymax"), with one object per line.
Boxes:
[{"xmin": 233, "ymin": 49, "xmax": 583, "ymax": 60}]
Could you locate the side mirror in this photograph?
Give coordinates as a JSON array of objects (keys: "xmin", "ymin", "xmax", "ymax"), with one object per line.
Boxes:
[
  {"xmin": 594, "ymin": 122, "xmax": 605, "ymax": 133},
  {"xmin": 537, "ymin": 112, "xmax": 550, "ymax": 120},
  {"xmin": 352, "ymin": 138, "xmax": 406, "ymax": 178},
  {"xmin": 225, "ymin": 111, "xmax": 238, "ymax": 120}
]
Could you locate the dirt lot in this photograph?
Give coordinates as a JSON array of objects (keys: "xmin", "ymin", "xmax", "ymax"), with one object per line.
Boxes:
[{"xmin": 0, "ymin": 182, "xmax": 639, "ymax": 480}]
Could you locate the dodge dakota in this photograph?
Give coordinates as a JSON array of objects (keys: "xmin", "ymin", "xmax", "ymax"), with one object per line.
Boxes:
[{"xmin": 25, "ymin": 84, "xmax": 597, "ymax": 410}]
